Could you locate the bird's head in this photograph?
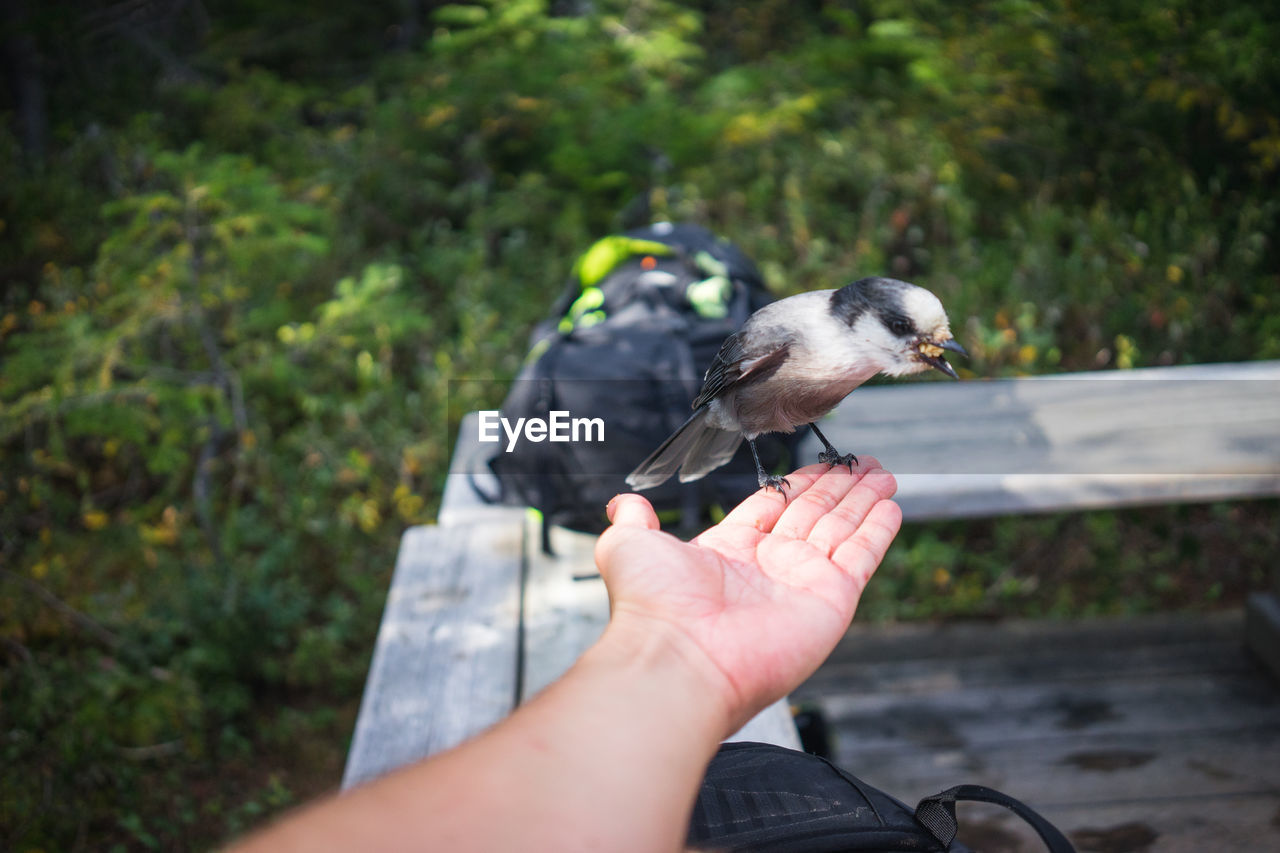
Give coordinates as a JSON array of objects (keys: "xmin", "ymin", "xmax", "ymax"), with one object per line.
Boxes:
[{"xmin": 830, "ymin": 277, "xmax": 967, "ymax": 378}]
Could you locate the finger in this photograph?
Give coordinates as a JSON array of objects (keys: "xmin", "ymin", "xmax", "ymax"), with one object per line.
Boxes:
[
  {"xmin": 606, "ymin": 493, "xmax": 660, "ymax": 530},
  {"xmin": 770, "ymin": 457, "xmax": 884, "ymax": 542},
  {"xmin": 596, "ymin": 494, "xmax": 663, "ymax": 581},
  {"xmin": 715, "ymin": 463, "xmax": 832, "ymax": 532},
  {"xmin": 830, "ymin": 498, "xmax": 903, "ymax": 593},
  {"xmin": 806, "ymin": 466, "xmax": 899, "ymax": 558}
]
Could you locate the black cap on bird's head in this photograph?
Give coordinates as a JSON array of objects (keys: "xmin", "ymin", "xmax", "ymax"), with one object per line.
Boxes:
[{"xmin": 830, "ymin": 277, "xmax": 966, "ymax": 379}]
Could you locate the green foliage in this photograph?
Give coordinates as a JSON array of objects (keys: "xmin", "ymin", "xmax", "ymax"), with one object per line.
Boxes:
[
  {"xmin": 2, "ymin": 0, "xmax": 1278, "ymax": 849},
  {"xmin": 861, "ymin": 501, "xmax": 1276, "ymax": 621}
]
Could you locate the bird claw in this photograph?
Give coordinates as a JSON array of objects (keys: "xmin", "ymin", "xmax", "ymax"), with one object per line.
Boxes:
[
  {"xmin": 818, "ymin": 448, "xmax": 858, "ymax": 473},
  {"xmin": 758, "ymin": 474, "xmax": 791, "ymax": 496}
]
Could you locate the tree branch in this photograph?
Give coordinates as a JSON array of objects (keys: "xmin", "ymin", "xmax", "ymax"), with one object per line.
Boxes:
[{"xmin": 0, "ymin": 568, "xmax": 122, "ymax": 650}]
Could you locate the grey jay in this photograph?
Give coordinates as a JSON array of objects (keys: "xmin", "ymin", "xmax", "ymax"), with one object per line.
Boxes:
[{"xmin": 625, "ymin": 276, "xmax": 966, "ymax": 492}]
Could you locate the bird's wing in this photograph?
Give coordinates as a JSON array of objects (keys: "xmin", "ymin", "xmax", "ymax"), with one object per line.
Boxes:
[{"xmin": 692, "ymin": 331, "xmax": 791, "ymax": 410}]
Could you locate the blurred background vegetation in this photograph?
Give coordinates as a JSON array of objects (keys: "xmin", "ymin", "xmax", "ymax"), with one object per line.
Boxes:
[{"xmin": 2, "ymin": 0, "xmax": 1278, "ymax": 848}]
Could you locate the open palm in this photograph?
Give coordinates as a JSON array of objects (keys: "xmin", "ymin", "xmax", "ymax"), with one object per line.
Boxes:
[{"xmin": 595, "ymin": 460, "xmax": 902, "ymax": 729}]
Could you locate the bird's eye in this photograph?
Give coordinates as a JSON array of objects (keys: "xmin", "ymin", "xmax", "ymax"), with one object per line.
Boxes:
[{"xmin": 889, "ymin": 318, "xmax": 913, "ymax": 336}]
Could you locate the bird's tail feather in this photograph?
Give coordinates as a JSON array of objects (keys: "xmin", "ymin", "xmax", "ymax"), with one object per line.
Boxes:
[
  {"xmin": 625, "ymin": 407, "xmax": 743, "ymax": 491},
  {"xmin": 676, "ymin": 423, "xmax": 744, "ymax": 483}
]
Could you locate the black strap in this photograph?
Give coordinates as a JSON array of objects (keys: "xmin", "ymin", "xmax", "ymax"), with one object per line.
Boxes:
[
  {"xmin": 532, "ymin": 357, "xmax": 559, "ymax": 556},
  {"xmin": 916, "ymin": 784, "xmax": 1076, "ymax": 853}
]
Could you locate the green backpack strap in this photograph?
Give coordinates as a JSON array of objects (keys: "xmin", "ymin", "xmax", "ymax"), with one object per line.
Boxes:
[
  {"xmin": 558, "ymin": 233, "xmax": 745, "ymax": 333},
  {"xmin": 557, "ymin": 235, "xmax": 677, "ymax": 333},
  {"xmin": 573, "ymin": 235, "xmax": 676, "ymax": 286},
  {"xmin": 684, "ymin": 250, "xmax": 734, "ymax": 320}
]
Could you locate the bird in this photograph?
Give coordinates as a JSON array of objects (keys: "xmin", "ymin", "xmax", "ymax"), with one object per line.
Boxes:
[{"xmin": 625, "ymin": 276, "xmax": 966, "ymax": 493}]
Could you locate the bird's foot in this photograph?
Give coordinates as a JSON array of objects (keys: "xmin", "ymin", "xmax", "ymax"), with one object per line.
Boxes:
[
  {"xmin": 758, "ymin": 473, "xmax": 791, "ymax": 495},
  {"xmin": 818, "ymin": 448, "xmax": 858, "ymax": 473}
]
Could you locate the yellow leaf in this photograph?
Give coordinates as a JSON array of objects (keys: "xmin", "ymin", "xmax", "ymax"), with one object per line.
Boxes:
[
  {"xmin": 358, "ymin": 499, "xmax": 381, "ymax": 534},
  {"xmin": 141, "ymin": 524, "xmax": 178, "ymax": 546},
  {"xmin": 82, "ymin": 510, "xmax": 109, "ymax": 531},
  {"xmin": 396, "ymin": 493, "xmax": 425, "ymax": 522}
]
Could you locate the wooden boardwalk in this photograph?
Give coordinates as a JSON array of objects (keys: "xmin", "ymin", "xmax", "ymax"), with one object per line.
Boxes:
[
  {"xmin": 341, "ymin": 515, "xmax": 799, "ymax": 790},
  {"xmin": 344, "ymin": 359, "xmax": 1280, "ymax": 850},
  {"xmin": 795, "ymin": 611, "xmax": 1280, "ymax": 852}
]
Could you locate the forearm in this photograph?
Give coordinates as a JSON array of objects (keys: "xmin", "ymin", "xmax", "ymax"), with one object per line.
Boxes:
[
  {"xmin": 234, "ymin": 469, "xmax": 899, "ymax": 852},
  {"xmin": 233, "ymin": 618, "xmax": 731, "ymax": 853}
]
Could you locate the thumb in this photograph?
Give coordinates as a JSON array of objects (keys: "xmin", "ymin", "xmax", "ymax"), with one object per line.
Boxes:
[
  {"xmin": 596, "ymin": 494, "xmax": 661, "ymax": 579},
  {"xmin": 605, "ymin": 493, "xmax": 660, "ymax": 530}
]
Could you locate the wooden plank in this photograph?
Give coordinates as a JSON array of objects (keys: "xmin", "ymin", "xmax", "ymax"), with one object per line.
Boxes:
[
  {"xmin": 519, "ymin": 516, "xmax": 612, "ymax": 702},
  {"xmin": 803, "ymin": 614, "xmax": 1278, "ymax": 750},
  {"xmin": 1246, "ymin": 591, "xmax": 1280, "ymax": 682},
  {"xmin": 1026, "ymin": 795, "xmax": 1280, "ymax": 853},
  {"xmin": 811, "ymin": 670, "xmax": 1280, "ymax": 755},
  {"xmin": 818, "ymin": 725, "xmax": 1280, "ymax": 802},
  {"xmin": 438, "ymin": 411, "xmax": 512, "ymax": 527},
  {"xmin": 948, "ymin": 793, "xmax": 1280, "ymax": 853},
  {"xmin": 1249, "ymin": 560, "xmax": 1280, "ymax": 680},
  {"xmin": 813, "ymin": 637, "xmax": 1252, "ymax": 698},
  {"xmin": 817, "ymin": 610, "xmax": 1245, "ymax": 686},
  {"xmin": 884, "ymin": 472, "xmax": 1280, "ymax": 521},
  {"xmin": 520, "ymin": 517, "xmax": 799, "ymax": 749},
  {"xmin": 826, "ymin": 729, "xmax": 1280, "ymax": 852},
  {"xmin": 723, "ymin": 699, "xmax": 802, "ymax": 750},
  {"xmin": 825, "ymin": 609, "xmax": 1244, "ymax": 661},
  {"xmin": 342, "ymin": 517, "xmax": 525, "ymax": 789},
  {"xmin": 794, "ymin": 611, "xmax": 1280, "ymax": 851},
  {"xmin": 801, "ymin": 360, "xmax": 1280, "ymax": 520}
]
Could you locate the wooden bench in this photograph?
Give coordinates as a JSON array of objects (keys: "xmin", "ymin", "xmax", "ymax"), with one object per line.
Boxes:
[
  {"xmin": 342, "ymin": 360, "xmax": 1280, "ymax": 795},
  {"xmin": 797, "ymin": 609, "xmax": 1280, "ymax": 849}
]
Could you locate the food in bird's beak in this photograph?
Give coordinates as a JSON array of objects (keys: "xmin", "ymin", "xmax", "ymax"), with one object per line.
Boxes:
[{"xmin": 917, "ymin": 338, "xmax": 962, "ymax": 379}]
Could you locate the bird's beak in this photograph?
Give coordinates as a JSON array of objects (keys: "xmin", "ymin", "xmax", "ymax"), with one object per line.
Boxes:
[{"xmin": 916, "ymin": 337, "xmax": 967, "ymax": 379}]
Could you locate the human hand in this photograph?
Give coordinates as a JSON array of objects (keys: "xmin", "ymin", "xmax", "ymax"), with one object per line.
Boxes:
[
  {"xmin": 231, "ymin": 464, "xmax": 899, "ymax": 853},
  {"xmin": 594, "ymin": 460, "xmax": 901, "ymax": 734}
]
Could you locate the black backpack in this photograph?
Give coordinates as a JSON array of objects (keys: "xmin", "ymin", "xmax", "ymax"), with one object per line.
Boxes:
[
  {"xmin": 487, "ymin": 224, "xmax": 802, "ymax": 545},
  {"xmin": 689, "ymin": 742, "xmax": 1076, "ymax": 852}
]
